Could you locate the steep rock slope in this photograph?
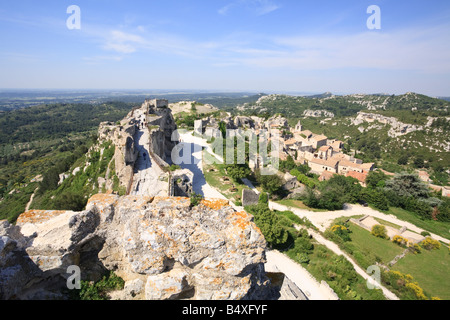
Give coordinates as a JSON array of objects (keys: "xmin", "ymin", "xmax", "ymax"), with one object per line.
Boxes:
[{"xmin": 0, "ymin": 195, "xmax": 272, "ymax": 300}]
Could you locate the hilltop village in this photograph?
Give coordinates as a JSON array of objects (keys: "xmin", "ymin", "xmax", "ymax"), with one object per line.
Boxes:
[{"xmin": 195, "ymin": 113, "xmax": 375, "ymax": 187}]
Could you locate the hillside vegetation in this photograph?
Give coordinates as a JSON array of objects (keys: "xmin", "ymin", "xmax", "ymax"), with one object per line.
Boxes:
[
  {"xmin": 0, "ymin": 101, "xmax": 133, "ymax": 222},
  {"xmin": 231, "ymin": 92, "xmax": 450, "ymax": 184}
]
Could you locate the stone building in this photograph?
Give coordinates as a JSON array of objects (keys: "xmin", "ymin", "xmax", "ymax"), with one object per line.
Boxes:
[{"xmin": 308, "ymin": 157, "xmax": 339, "ymax": 175}]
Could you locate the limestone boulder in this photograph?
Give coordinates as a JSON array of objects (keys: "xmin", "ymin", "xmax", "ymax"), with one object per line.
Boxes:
[{"xmin": 0, "ymin": 195, "xmax": 272, "ymax": 300}]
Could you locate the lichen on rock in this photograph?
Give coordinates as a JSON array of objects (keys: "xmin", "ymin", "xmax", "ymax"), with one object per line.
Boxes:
[{"xmin": 0, "ymin": 194, "xmax": 273, "ymax": 300}]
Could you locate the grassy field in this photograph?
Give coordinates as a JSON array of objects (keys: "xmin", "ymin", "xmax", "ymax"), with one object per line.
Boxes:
[
  {"xmin": 343, "ymin": 222, "xmax": 405, "ymax": 269},
  {"xmin": 286, "ymin": 242, "xmax": 386, "ymax": 300},
  {"xmin": 275, "ymin": 199, "xmax": 328, "ymax": 212},
  {"xmin": 202, "ymin": 152, "xmax": 249, "ymax": 205},
  {"xmin": 327, "ymin": 218, "xmax": 450, "ymax": 299},
  {"xmin": 386, "ymin": 207, "xmax": 450, "ymax": 240},
  {"xmin": 392, "ymin": 245, "xmax": 450, "ymax": 300}
]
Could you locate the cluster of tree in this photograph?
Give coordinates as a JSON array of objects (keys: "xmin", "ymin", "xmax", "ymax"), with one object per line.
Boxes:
[
  {"xmin": 363, "ymin": 171, "xmax": 449, "ymax": 221},
  {"xmin": 290, "ymin": 168, "xmax": 316, "ymax": 189},
  {"xmin": 0, "ymin": 102, "xmax": 132, "ymax": 145},
  {"xmin": 254, "ymin": 170, "xmax": 284, "ymax": 196},
  {"xmin": 38, "ymin": 143, "xmax": 89, "ymax": 195},
  {"xmin": 302, "ymin": 175, "xmax": 362, "ymax": 210},
  {"xmin": 244, "ymin": 203, "xmax": 306, "ymax": 250},
  {"xmin": 384, "ymin": 174, "xmax": 448, "ymax": 221}
]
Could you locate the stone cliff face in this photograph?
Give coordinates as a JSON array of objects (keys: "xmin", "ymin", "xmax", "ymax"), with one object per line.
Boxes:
[
  {"xmin": 98, "ymin": 115, "xmax": 139, "ymax": 191},
  {"xmin": 0, "ymin": 195, "xmax": 271, "ymax": 300},
  {"xmin": 145, "ymin": 101, "xmax": 178, "ymax": 162}
]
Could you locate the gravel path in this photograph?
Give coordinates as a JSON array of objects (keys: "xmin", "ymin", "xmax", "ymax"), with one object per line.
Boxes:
[
  {"xmin": 177, "ymin": 131, "xmax": 243, "ymax": 211},
  {"xmin": 269, "ymin": 202, "xmax": 449, "ymax": 244},
  {"xmin": 265, "ymin": 250, "xmax": 339, "ymax": 300},
  {"xmin": 306, "ymin": 228, "xmax": 399, "ymax": 300},
  {"xmin": 130, "ymin": 123, "xmax": 167, "ymax": 197}
]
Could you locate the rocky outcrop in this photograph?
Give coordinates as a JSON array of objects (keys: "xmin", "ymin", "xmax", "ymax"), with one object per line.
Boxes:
[
  {"xmin": 351, "ymin": 112, "xmax": 423, "ymax": 138},
  {"xmin": 303, "ymin": 109, "xmax": 335, "ymax": 118},
  {"xmin": 98, "ymin": 114, "xmax": 139, "ymax": 190},
  {"xmin": 145, "ymin": 99, "xmax": 178, "ymax": 162},
  {"xmin": 265, "ymin": 115, "xmax": 288, "ymax": 129},
  {"xmin": 0, "ymin": 195, "xmax": 272, "ymax": 300}
]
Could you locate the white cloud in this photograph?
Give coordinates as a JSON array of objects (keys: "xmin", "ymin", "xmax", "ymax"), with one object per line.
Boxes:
[
  {"xmin": 86, "ymin": 19, "xmax": 450, "ymax": 76},
  {"xmin": 102, "ymin": 30, "xmax": 147, "ymax": 54},
  {"xmin": 217, "ymin": 24, "xmax": 450, "ymax": 73},
  {"xmin": 218, "ymin": 0, "xmax": 279, "ymax": 16},
  {"xmin": 82, "ymin": 56, "xmax": 124, "ymax": 64}
]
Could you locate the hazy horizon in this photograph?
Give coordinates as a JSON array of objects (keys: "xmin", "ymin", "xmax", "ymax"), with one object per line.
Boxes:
[{"xmin": 1, "ymin": 1, "xmax": 449, "ymax": 96}]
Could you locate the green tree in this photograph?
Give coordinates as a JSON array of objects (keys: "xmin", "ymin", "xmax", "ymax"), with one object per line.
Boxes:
[
  {"xmin": 53, "ymin": 191, "xmax": 87, "ymax": 211},
  {"xmin": 384, "ymin": 173, "xmax": 430, "ymax": 199},
  {"xmin": 258, "ymin": 192, "xmax": 269, "ymax": 204},
  {"xmin": 397, "ymin": 154, "xmax": 409, "ymax": 165},
  {"xmin": 279, "ymin": 156, "xmax": 296, "ymax": 173},
  {"xmin": 413, "ymin": 155, "xmax": 425, "ymax": 168},
  {"xmin": 366, "ymin": 170, "xmax": 389, "ymax": 189},
  {"xmin": 256, "ymin": 172, "xmax": 283, "ymax": 195}
]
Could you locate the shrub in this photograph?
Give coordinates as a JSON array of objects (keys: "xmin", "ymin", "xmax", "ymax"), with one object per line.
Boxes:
[
  {"xmin": 392, "ymin": 235, "xmax": 408, "ymax": 247},
  {"xmin": 371, "ymin": 224, "xmax": 388, "ymax": 239},
  {"xmin": 405, "ymin": 282, "xmax": 427, "ymax": 300},
  {"xmin": 419, "ymin": 237, "xmax": 441, "ymax": 250},
  {"xmin": 74, "ymin": 272, "xmax": 125, "ymax": 300},
  {"xmin": 330, "ymin": 224, "xmax": 352, "ymax": 242},
  {"xmin": 408, "ymin": 242, "xmax": 422, "ymax": 254},
  {"xmin": 258, "ymin": 192, "xmax": 268, "ymax": 204},
  {"xmin": 190, "ymin": 192, "xmax": 203, "ymax": 207},
  {"xmin": 246, "ymin": 204, "xmax": 289, "ymax": 248},
  {"xmin": 169, "ymin": 164, "xmax": 181, "ymax": 171},
  {"xmin": 296, "ymin": 252, "xmax": 310, "ymax": 264},
  {"xmin": 294, "ymin": 236, "xmax": 314, "ymax": 253},
  {"xmin": 420, "ymin": 231, "xmax": 431, "ymax": 237},
  {"xmin": 382, "ymin": 270, "xmax": 431, "ymax": 300},
  {"xmin": 256, "ymin": 172, "xmax": 283, "ymax": 194}
]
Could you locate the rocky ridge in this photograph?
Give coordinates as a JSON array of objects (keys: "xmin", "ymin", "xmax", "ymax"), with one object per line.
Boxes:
[{"xmin": 0, "ymin": 195, "xmax": 273, "ymax": 300}]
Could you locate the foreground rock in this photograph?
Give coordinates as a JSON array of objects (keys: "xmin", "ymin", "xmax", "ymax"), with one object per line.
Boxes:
[{"xmin": 0, "ymin": 195, "xmax": 273, "ymax": 300}]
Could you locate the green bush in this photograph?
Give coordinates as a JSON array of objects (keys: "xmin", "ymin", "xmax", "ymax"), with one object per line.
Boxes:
[
  {"xmin": 245, "ymin": 204, "xmax": 291, "ymax": 248},
  {"xmin": 258, "ymin": 192, "xmax": 268, "ymax": 204},
  {"xmin": 190, "ymin": 192, "xmax": 203, "ymax": 207},
  {"xmin": 73, "ymin": 272, "xmax": 125, "ymax": 300},
  {"xmin": 296, "ymin": 252, "xmax": 310, "ymax": 264},
  {"xmin": 371, "ymin": 224, "xmax": 388, "ymax": 239}
]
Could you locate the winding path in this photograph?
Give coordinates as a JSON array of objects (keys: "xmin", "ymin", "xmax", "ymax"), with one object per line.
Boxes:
[{"xmin": 268, "ymin": 201, "xmax": 449, "ymax": 245}]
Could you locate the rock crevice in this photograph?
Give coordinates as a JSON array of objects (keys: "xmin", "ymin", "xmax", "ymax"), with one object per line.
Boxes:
[{"xmin": 0, "ymin": 195, "xmax": 273, "ymax": 300}]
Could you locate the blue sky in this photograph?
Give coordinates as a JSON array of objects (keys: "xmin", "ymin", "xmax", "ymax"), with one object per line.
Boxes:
[{"xmin": 0, "ymin": 0, "xmax": 449, "ymax": 96}]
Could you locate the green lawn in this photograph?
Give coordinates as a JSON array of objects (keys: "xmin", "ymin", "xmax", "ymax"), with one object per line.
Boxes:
[
  {"xmin": 202, "ymin": 152, "xmax": 249, "ymax": 204},
  {"xmin": 327, "ymin": 219, "xmax": 450, "ymax": 300},
  {"xmin": 275, "ymin": 199, "xmax": 328, "ymax": 212},
  {"xmin": 343, "ymin": 222, "xmax": 405, "ymax": 269},
  {"xmin": 386, "ymin": 207, "xmax": 450, "ymax": 240},
  {"xmin": 392, "ymin": 245, "xmax": 450, "ymax": 300},
  {"xmin": 288, "ymin": 243, "xmax": 386, "ymax": 300}
]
